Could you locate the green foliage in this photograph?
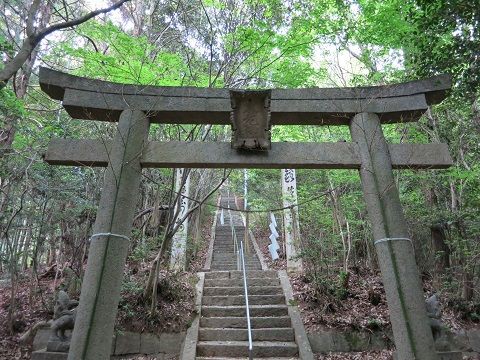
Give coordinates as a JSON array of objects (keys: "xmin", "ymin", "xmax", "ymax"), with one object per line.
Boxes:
[
  {"xmin": 54, "ymin": 21, "xmax": 191, "ymax": 86},
  {"xmin": 405, "ymin": 0, "xmax": 480, "ymax": 98},
  {"xmin": 352, "ymin": 0, "xmax": 415, "ymax": 48},
  {"xmin": 129, "ymin": 238, "xmax": 156, "ymax": 263},
  {"xmin": 0, "ymin": 89, "xmax": 25, "ymax": 118},
  {"xmin": 0, "ymin": 34, "xmax": 14, "ymax": 63}
]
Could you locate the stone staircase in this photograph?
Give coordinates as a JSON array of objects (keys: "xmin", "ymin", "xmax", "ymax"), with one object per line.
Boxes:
[
  {"xmin": 210, "ymin": 198, "xmax": 261, "ymax": 271},
  {"xmin": 195, "ymin": 196, "xmax": 299, "ymax": 359}
]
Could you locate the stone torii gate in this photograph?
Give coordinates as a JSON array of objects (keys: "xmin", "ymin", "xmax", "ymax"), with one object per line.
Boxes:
[{"xmin": 39, "ymin": 67, "xmax": 452, "ymax": 360}]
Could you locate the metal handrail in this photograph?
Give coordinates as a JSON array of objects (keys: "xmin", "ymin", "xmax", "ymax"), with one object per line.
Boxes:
[
  {"xmin": 240, "ymin": 240, "xmax": 253, "ymax": 360},
  {"xmin": 226, "ymin": 199, "xmax": 253, "ymax": 359},
  {"xmin": 228, "ymin": 208, "xmax": 240, "ymax": 269}
]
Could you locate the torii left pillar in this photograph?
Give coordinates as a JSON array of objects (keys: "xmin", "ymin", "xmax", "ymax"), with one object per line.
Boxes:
[{"xmin": 68, "ymin": 110, "xmax": 149, "ymax": 360}]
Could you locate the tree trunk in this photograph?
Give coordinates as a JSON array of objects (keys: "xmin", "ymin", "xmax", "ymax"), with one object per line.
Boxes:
[
  {"xmin": 430, "ymin": 223, "xmax": 450, "ymax": 288},
  {"xmin": 462, "ymin": 271, "xmax": 474, "ymax": 301}
]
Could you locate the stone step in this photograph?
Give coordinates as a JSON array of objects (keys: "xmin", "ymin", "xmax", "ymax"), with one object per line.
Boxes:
[
  {"xmin": 211, "ymin": 257, "xmax": 259, "ymax": 262},
  {"xmin": 204, "ymin": 278, "xmax": 279, "ymax": 287},
  {"xmin": 198, "ymin": 327, "xmax": 295, "ymax": 342},
  {"xmin": 212, "ymin": 249, "xmax": 251, "ymax": 252},
  {"xmin": 215, "ymin": 233, "xmax": 245, "ymax": 235},
  {"xmin": 212, "ymin": 251, "xmax": 256, "ymax": 255},
  {"xmin": 214, "ymin": 234, "xmax": 245, "ymax": 236},
  {"xmin": 202, "ymin": 294, "xmax": 285, "ymax": 306},
  {"xmin": 214, "ymin": 233, "xmax": 246, "ymax": 236},
  {"xmin": 210, "ymin": 266, "xmax": 262, "ymax": 271},
  {"xmin": 210, "ymin": 262, "xmax": 261, "ymax": 268},
  {"xmin": 212, "ymin": 249, "xmax": 253, "ymax": 253},
  {"xmin": 196, "ymin": 340, "xmax": 298, "ymax": 357},
  {"xmin": 202, "ymin": 305, "xmax": 288, "ymax": 317},
  {"xmin": 211, "ymin": 258, "xmax": 259, "ymax": 263},
  {"xmin": 214, "ymin": 230, "xmax": 245, "ymax": 232},
  {"xmin": 212, "ymin": 260, "xmax": 260, "ymax": 266},
  {"xmin": 212, "ymin": 254, "xmax": 258, "ymax": 258},
  {"xmin": 211, "ymin": 255, "xmax": 256, "ymax": 258},
  {"xmin": 211, "ymin": 258, "xmax": 259, "ymax": 261},
  {"xmin": 213, "ymin": 241, "xmax": 250, "ymax": 243},
  {"xmin": 213, "ymin": 236, "xmax": 246, "ymax": 240},
  {"xmin": 200, "ymin": 316, "xmax": 291, "ymax": 328},
  {"xmin": 205, "ymin": 271, "xmax": 277, "ymax": 279},
  {"xmin": 210, "ymin": 262, "xmax": 261, "ymax": 267},
  {"xmin": 213, "ymin": 246, "xmax": 254, "ymax": 249},
  {"xmin": 213, "ymin": 252, "xmax": 258, "ymax": 261},
  {"xmin": 212, "ymin": 254, "xmax": 259, "ymax": 262},
  {"xmin": 203, "ymin": 286, "xmax": 282, "ymax": 296},
  {"xmin": 213, "ymin": 240, "xmax": 248, "ymax": 243},
  {"xmin": 196, "ymin": 357, "xmax": 298, "ymax": 360},
  {"xmin": 212, "ymin": 256, "xmax": 257, "ymax": 259}
]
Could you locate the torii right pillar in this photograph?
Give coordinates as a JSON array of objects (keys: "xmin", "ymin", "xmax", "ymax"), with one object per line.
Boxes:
[{"xmin": 350, "ymin": 112, "xmax": 438, "ymax": 360}]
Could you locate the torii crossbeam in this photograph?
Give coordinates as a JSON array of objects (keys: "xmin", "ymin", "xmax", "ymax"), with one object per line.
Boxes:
[{"xmin": 40, "ymin": 67, "xmax": 452, "ymax": 360}]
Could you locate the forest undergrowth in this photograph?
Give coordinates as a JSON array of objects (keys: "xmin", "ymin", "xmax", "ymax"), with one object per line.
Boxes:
[
  {"xmin": 255, "ymin": 228, "xmax": 480, "ymax": 335},
  {"xmin": 0, "ymin": 217, "xmax": 212, "ymax": 360}
]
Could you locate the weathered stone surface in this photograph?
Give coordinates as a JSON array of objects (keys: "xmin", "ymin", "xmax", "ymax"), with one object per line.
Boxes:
[
  {"xmin": 196, "ymin": 340, "xmax": 298, "ymax": 357},
  {"xmin": 307, "ymin": 331, "xmax": 390, "ymax": 353},
  {"xmin": 139, "ymin": 333, "xmax": 161, "ymax": 354},
  {"xmin": 32, "ymin": 329, "xmax": 187, "ymax": 358},
  {"xmin": 50, "ymin": 290, "xmax": 77, "ymax": 348},
  {"xmin": 159, "ymin": 332, "xmax": 185, "ymax": 354},
  {"xmin": 350, "ymin": 112, "xmax": 437, "ymax": 360},
  {"xmin": 230, "ymin": 90, "xmax": 271, "ymax": 150},
  {"xmin": 32, "ymin": 325, "xmax": 51, "ymax": 351},
  {"xmin": 39, "ymin": 67, "xmax": 450, "ymax": 102},
  {"xmin": 394, "ymin": 351, "xmax": 462, "ymax": 360},
  {"xmin": 39, "ymin": 67, "xmax": 451, "ymax": 125},
  {"xmin": 114, "ymin": 331, "xmax": 141, "ymax": 355},
  {"xmin": 67, "ymin": 110, "xmax": 149, "ymax": 360},
  {"xmin": 467, "ymin": 329, "xmax": 480, "ymax": 352},
  {"xmin": 44, "ymin": 139, "xmax": 453, "ymax": 170},
  {"xmin": 31, "ymin": 350, "xmax": 68, "ymax": 360},
  {"xmin": 452, "ymin": 330, "xmax": 470, "ymax": 351},
  {"xmin": 308, "ymin": 332, "xmax": 335, "ymax": 353},
  {"xmin": 437, "ymin": 352, "xmax": 463, "ymax": 360},
  {"xmin": 281, "ymin": 169, "xmax": 303, "ymax": 271},
  {"xmin": 343, "ymin": 332, "xmax": 372, "ymax": 351},
  {"xmin": 47, "ymin": 340, "xmax": 70, "ymax": 352},
  {"xmin": 370, "ymin": 331, "xmax": 390, "ymax": 351}
]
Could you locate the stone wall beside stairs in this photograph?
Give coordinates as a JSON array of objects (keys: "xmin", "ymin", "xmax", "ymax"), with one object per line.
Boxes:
[
  {"xmin": 307, "ymin": 328, "xmax": 480, "ymax": 355},
  {"xmin": 32, "ymin": 325, "xmax": 185, "ymax": 359},
  {"xmin": 307, "ymin": 330, "xmax": 390, "ymax": 353}
]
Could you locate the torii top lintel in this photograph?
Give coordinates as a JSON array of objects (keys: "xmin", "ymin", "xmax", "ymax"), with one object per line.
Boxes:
[{"xmin": 39, "ymin": 67, "xmax": 451, "ymax": 126}]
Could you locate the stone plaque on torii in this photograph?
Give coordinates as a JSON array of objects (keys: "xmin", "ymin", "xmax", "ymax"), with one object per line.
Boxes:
[{"xmin": 40, "ymin": 67, "xmax": 452, "ymax": 360}]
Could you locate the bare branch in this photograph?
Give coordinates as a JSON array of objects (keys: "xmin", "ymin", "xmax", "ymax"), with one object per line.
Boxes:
[
  {"xmin": 0, "ymin": 0, "xmax": 131, "ymax": 88},
  {"xmin": 33, "ymin": 0, "xmax": 130, "ymax": 47}
]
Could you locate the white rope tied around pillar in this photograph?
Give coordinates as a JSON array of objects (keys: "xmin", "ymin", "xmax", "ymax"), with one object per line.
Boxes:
[
  {"xmin": 374, "ymin": 237, "xmax": 412, "ymax": 246},
  {"xmin": 89, "ymin": 232, "xmax": 130, "ymax": 243}
]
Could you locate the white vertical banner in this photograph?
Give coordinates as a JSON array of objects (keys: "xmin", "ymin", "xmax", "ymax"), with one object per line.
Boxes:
[
  {"xmin": 281, "ymin": 169, "xmax": 303, "ymax": 271},
  {"xmin": 170, "ymin": 168, "xmax": 190, "ymax": 270},
  {"xmin": 268, "ymin": 213, "xmax": 280, "ymax": 260}
]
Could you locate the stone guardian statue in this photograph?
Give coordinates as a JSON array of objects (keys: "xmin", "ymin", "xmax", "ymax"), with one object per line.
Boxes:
[{"xmin": 47, "ymin": 290, "xmax": 78, "ymax": 352}]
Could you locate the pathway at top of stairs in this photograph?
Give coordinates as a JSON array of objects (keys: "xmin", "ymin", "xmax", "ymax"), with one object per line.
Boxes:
[{"xmin": 196, "ymin": 196, "xmax": 299, "ymax": 360}]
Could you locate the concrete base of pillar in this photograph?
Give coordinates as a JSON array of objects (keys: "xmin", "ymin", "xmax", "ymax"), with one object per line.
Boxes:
[
  {"xmin": 393, "ymin": 351, "xmax": 463, "ymax": 360},
  {"xmin": 32, "ymin": 350, "xmax": 67, "ymax": 360}
]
